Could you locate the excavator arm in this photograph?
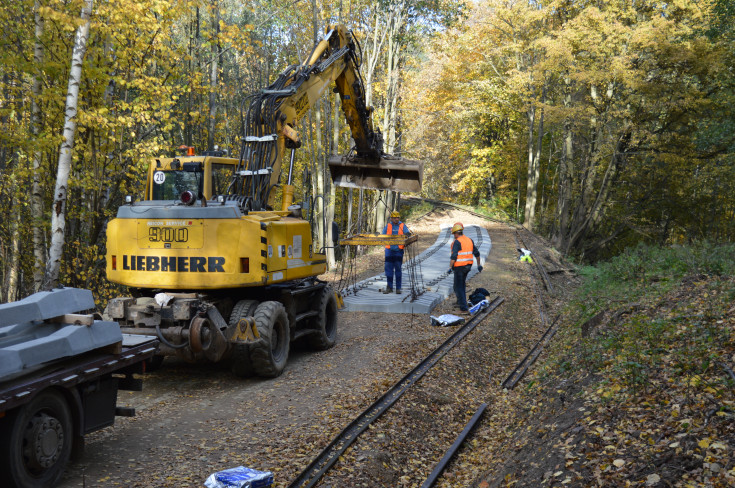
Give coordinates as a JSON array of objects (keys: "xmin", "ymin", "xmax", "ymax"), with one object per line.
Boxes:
[{"xmin": 229, "ymin": 25, "xmax": 423, "ymax": 212}]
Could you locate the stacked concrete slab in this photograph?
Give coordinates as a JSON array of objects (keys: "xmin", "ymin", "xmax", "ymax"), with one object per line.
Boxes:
[
  {"xmin": 341, "ymin": 224, "xmax": 492, "ymax": 314},
  {"xmin": 0, "ymin": 288, "xmax": 123, "ymax": 379}
]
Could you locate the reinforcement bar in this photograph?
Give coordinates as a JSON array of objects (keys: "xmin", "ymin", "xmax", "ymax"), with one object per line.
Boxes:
[{"xmin": 287, "ymin": 296, "xmax": 505, "ymax": 488}]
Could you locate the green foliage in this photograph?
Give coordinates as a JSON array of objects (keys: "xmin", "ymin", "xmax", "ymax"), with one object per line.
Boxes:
[
  {"xmin": 399, "ymin": 201, "xmax": 433, "ymax": 221},
  {"xmin": 408, "ymin": 0, "xmax": 735, "ymax": 256},
  {"xmin": 581, "ymin": 241, "xmax": 735, "ymax": 296},
  {"xmin": 571, "ymin": 242, "xmax": 735, "ymax": 393}
]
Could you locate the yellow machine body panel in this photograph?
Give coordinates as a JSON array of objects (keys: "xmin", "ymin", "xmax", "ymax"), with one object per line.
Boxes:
[{"xmin": 106, "ymin": 212, "xmax": 327, "ymax": 290}]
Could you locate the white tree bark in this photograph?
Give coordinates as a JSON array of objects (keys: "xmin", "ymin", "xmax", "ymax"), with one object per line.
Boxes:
[
  {"xmin": 363, "ymin": 5, "xmax": 387, "ymax": 108},
  {"xmin": 43, "ymin": 0, "xmax": 93, "ymax": 290},
  {"xmin": 31, "ymin": 0, "xmax": 45, "ymax": 291},
  {"xmin": 326, "ymin": 92, "xmax": 340, "ymax": 269},
  {"xmin": 7, "ymin": 200, "xmax": 22, "ymax": 302}
]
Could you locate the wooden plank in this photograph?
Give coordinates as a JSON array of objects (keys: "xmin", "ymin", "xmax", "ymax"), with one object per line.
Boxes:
[{"xmin": 47, "ymin": 314, "xmax": 94, "ymax": 326}]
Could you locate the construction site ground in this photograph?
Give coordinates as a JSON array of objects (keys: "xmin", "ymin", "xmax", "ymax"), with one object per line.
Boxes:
[{"xmin": 59, "ymin": 207, "xmax": 582, "ymax": 488}]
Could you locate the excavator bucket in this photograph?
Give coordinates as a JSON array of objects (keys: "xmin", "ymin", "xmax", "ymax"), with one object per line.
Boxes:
[{"xmin": 328, "ymin": 155, "xmax": 423, "ymax": 193}]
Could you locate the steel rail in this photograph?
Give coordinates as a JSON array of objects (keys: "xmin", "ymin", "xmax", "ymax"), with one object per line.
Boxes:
[
  {"xmin": 419, "ymin": 403, "xmax": 488, "ymax": 488},
  {"xmin": 515, "ymin": 232, "xmax": 549, "ymax": 331},
  {"xmin": 501, "ymin": 314, "xmax": 560, "ymax": 390},
  {"xmin": 287, "ymin": 296, "xmax": 505, "ymax": 488}
]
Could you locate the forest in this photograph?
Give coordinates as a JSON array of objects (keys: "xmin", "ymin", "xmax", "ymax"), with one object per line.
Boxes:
[{"xmin": 0, "ymin": 0, "xmax": 733, "ymax": 302}]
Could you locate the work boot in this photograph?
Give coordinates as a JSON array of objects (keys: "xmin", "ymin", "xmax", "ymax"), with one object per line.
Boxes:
[
  {"xmin": 383, "ymin": 287, "xmax": 393, "ymax": 294},
  {"xmin": 396, "ymin": 289, "xmax": 402, "ymax": 294}
]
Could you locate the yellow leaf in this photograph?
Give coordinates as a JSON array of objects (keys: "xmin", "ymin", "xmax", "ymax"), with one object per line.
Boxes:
[{"xmin": 698, "ymin": 438, "xmax": 711, "ymax": 449}]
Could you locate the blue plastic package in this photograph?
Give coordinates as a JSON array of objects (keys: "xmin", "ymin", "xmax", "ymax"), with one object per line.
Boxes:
[
  {"xmin": 469, "ymin": 299, "xmax": 490, "ymax": 315},
  {"xmin": 204, "ymin": 466, "xmax": 273, "ymax": 488}
]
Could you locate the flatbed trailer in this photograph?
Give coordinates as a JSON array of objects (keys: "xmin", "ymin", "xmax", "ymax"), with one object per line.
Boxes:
[{"xmin": 0, "ymin": 289, "xmax": 158, "ymax": 488}]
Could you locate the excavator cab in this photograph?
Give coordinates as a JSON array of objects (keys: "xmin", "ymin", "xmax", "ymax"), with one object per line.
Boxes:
[{"xmin": 145, "ymin": 155, "xmax": 238, "ymax": 201}]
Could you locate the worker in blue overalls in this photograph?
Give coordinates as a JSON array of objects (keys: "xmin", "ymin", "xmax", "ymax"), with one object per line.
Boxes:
[{"xmin": 383, "ymin": 210, "xmax": 410, "ymax": 294}]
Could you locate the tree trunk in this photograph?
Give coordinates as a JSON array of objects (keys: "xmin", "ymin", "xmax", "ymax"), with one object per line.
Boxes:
[
  {"xmin": 523, "ymin": 104, "xmax": 536, "ymax": 228},
  {"xmin": 7, "ymin": 204, "xmax": 22, "ymax": 302},
  {"xmin": 310, "ymin": 0, "xmax": 325, "ymax": 253},
  {"xmin": 31, "ymin": 0, "xmax": 45, "ymax": 292},
  {"xmin": 553, "ymin": 73, "xmax": 573, "ymax": 252},
  {"xmin": 523, "ymin": 90, "xmax": 545, "ymax": 232},
  {"xmin": 363, "ymin": 5, "xmax": 386, "ymax": 108},
  {"xmin": 43, "ymin": 0, "xmax": 93, "ymax": 290},
  {"xmin": 326, "ymin": 90, "xmax": 341, "ymax": 268},
  {"xmin": 207, "ymin": 0, "xmax": 220, "ymax": 151}
]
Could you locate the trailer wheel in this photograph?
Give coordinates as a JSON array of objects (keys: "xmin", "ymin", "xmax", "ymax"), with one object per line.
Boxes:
[
  {"xmin": 228, "ymin": 300, "xmax": 259, "ymax": 378},
  {"xmin": 308, "ymin": 285, "xmax": 338, "ymax": 350},
  {"xmin": 250, "ymin": 301, "xmax": 290, "ymax": 377},
  {"xmin": 0, "ymin": 390, "xmax": 73, "ymax": 488}
]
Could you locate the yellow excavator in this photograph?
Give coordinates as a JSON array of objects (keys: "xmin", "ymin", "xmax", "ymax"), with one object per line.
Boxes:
[{"xmin": 104, "ymin": 25, "xmax": 422, "ymax": 377}]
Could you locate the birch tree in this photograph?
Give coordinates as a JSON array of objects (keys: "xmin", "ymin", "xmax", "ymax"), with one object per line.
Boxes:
[
  {"xmin": 31, "ymin": 0, "xmax": 46, "ymax": 291},
  {"xmin": 43, "ymin": 0, "xmax": 93, "ymax": 290}
]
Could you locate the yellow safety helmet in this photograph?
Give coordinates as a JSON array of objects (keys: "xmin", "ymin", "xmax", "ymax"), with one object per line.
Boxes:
[
  {"xmin": 451, "ymin": 222, "xmax": 464, "ymax": 233},
  {"xmin": 390, "ymin": 210, "xmax": 400, "ymax": 218}
]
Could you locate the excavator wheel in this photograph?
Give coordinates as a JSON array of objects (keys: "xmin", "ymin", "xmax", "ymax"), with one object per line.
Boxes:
[
  {"xmin": 308, "ymin": 285, "xmax": 338, "ymax": 350},
  {"xmin": 228, "ymin": 300, "xmax": 259, "ymax": 378},
  {"xmin": 250, "ymin": 301, "xmax": 290, "ymax": 378}
]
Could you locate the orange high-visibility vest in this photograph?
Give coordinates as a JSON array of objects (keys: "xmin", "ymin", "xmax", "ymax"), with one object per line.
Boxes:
[
  {"xmin": 453, "ymin": 235, "xmax": 474, "ymax": 267},
  {"xmin": 385, "ymin": 222, "xmax": 406, "ymax": 250}
]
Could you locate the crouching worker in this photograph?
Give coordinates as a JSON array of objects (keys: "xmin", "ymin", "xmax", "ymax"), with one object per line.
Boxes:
[
  {"xmin": 383, "ymin": 210, "xmax": 410, "ymax": 294},
  {"xmin": 449, "ymin": 222, "xmax": 482, "ymax": 312}
]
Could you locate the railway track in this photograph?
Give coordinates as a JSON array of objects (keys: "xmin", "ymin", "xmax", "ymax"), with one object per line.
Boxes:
[
  {"xmin": 501, "ymin": 314, "xmax": 560, "ymax": 390},
  {"xmin": 287, "ymin": 296, "xmax": 505, "ymax": 488},
  {"xmin": 403, "ymin": 198, "xmax": 563, "ymax": 393}
]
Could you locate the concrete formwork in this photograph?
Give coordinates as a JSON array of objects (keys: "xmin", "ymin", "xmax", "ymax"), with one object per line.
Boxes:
[{"xmin": 340, "ymin": 224, "xmax": 492, "ymax": 314}]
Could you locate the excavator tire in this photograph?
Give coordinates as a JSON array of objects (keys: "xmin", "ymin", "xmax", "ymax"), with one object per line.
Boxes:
[
  {"xmin": 228, "ymin": 300, "xmax": 259, "ymax": 378},
  {"xmin": 308, "ymin": 285, "xmax": 338, "ymax": 350},
  {"xmin": 250, "ymin": 301, "xmax": 290, "ymax": 378}
]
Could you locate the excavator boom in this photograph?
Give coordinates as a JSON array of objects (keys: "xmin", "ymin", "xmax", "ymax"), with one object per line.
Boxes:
[{"xmin": 231, "ymin": 24, "xmax": 422, "ymax": 210}]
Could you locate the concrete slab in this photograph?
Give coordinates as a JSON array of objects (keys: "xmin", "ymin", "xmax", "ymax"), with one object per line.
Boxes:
[{"xmin": 341, "ymin": 225, "xmax": 492, "ymax": 314}]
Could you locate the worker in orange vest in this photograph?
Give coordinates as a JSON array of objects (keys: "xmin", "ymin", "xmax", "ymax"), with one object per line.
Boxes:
[
  {"xmin": 383, "ymin": 210, "xmax": 410, "ymax": 294},
  {"xmin": 449, "ymin": 222, "xmax": 482, "ymax": 312}
]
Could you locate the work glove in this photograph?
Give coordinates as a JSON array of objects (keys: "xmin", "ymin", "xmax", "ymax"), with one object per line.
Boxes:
[
  {"xmin": 447, "ymin": 268, "xmax": 453, "ymax": 274},
  {"xmin": 478, "ymin": 265, "xmax": 483, "ymax": 273}
]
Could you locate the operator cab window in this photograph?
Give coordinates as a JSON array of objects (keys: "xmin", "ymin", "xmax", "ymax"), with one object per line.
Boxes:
[
  {"xmin": 211, "ymin": 163, "xmax": 235, "ymax": 196},
  {"xmin": 151, "ymin": 170, "xmax": 200, "ymax": 200}
]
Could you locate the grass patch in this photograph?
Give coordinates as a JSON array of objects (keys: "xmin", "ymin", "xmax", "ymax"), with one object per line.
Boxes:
[{"xmin": 567, "ymin": 242, "xmax": 735, "ymax": 393}]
